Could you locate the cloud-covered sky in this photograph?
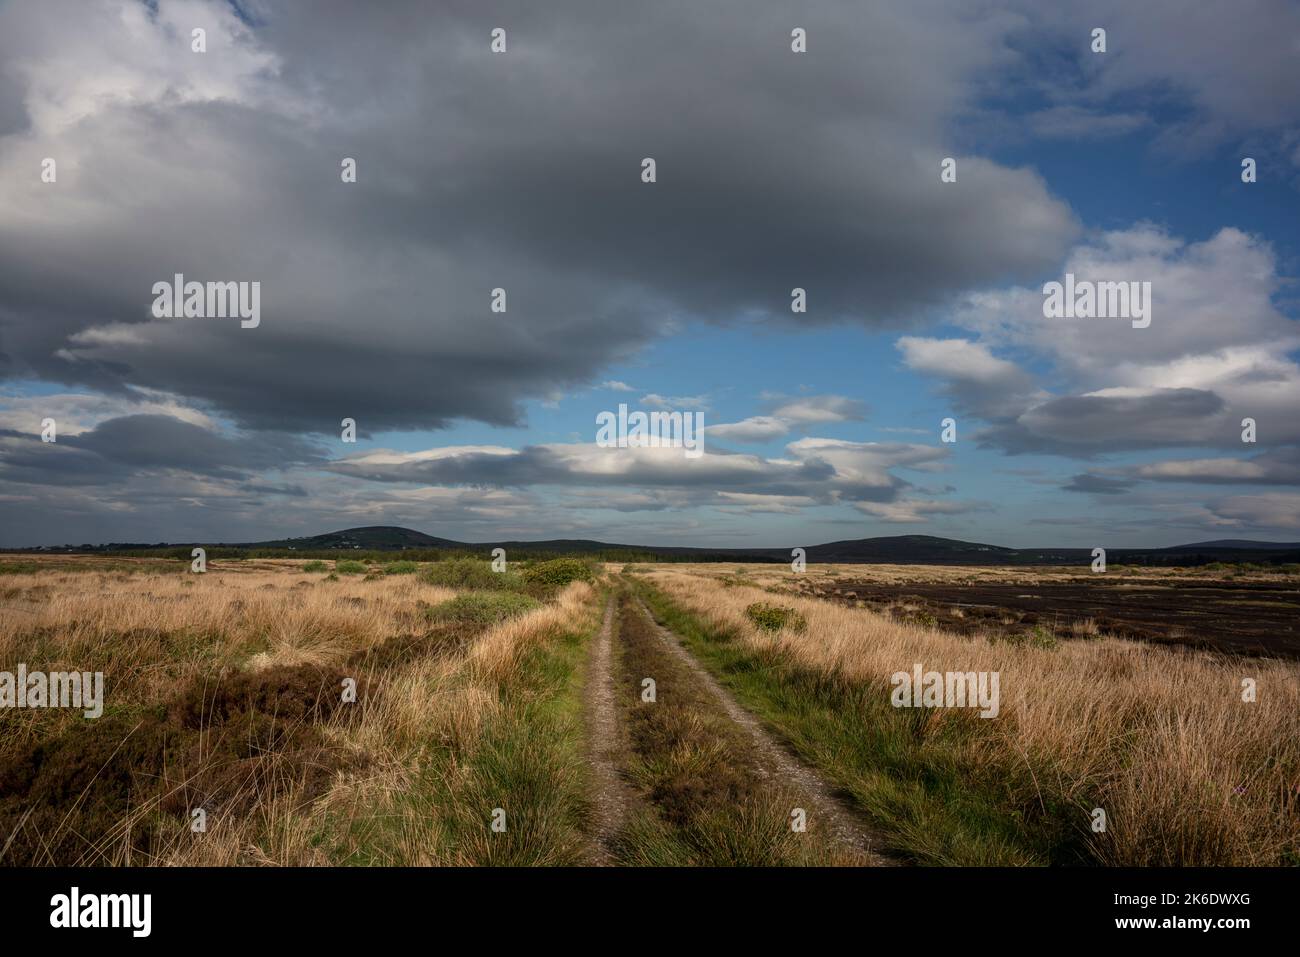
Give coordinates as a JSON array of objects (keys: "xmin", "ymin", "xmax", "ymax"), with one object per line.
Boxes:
[{"xmin": 1, "ymin": 0, "xmax": 1298, "ymax": 547}]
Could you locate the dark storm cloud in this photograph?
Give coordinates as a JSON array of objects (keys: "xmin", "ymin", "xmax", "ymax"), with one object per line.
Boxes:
[
  {"xmin": 323, "ymin": 438, "xmax": 944, "ymax": 506},
  {"xmin": 0, "ymin": 415, "xmax": 325, "ymax": 485},
  {"xmin": 977, "ymin": 388, "xmax": 1228, "ymax": 456},
  {"xmin": 0, "ymin": 0, "xmax": 1077, "ymax": 434},
  {"xmin": 1063, "ymin": 473, "xmax": 1137, "ymax": 495}
]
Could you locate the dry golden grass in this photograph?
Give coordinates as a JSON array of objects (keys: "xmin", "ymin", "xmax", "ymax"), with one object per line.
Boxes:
[
  {"xmin": 0, "ymin": 558, "xmax": 601, "ymax": 866},
  {"xmin": 658, "ymin": 559, "xmax": 1299, "ymax": 588},
  {"xmin": 157, "ymin": 577, "xmax": 598, "ymax": 866},
  {"xmin": 639, "ymin": 565, "xmax": 1300, "ymax": 865}
]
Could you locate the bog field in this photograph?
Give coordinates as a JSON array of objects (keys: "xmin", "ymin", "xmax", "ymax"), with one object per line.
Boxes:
[{"xmin": 0, "ymin": 555, "xmax": 1296, "ymax": 867}]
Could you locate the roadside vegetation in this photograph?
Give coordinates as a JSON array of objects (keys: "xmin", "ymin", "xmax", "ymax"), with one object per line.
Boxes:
[
  {"xmin": 0, "ymin": 558, "xmax": 603, "ymax": 865},
  {"xmin": 3, "ymin": 554, "xmax": 1294, "ymax": 867},
  {"xmin": 629, "ymin": 569, "xmax": 1300, "ymax": 866}
]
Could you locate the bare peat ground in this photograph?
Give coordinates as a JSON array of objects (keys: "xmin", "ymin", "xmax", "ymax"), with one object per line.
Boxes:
[
  {"xmin": 805, "ymin": 573, "xmax": 1300, "ymax": 659},
  {"xmin": 624, "ymin": 593, "xmax": 893, "ymax": 865}
]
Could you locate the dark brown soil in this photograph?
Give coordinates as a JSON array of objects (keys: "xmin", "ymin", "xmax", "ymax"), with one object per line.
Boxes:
[{"xmin": 808, "ymin": 576, "xmax": 1300, "ymax": 659}]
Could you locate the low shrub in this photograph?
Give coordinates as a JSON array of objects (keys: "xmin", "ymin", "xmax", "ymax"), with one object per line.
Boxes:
[
  {"xmin": 421, "ymin": 558, "xmax": 524, "ymax": 590},
  {"xmin": 522, "ymin": 558, "xmax": 595, "ymax": 588},
  {"xmin": 744, "ymin": 602, "xmax": 807, "ymax": 633},
  {"xmin": 426, "ymin": 592, "xmax": 542, "ymax": 628},
  {"xmin": 335, "ymin": 560, "xmax": 367, "ymax": 575}
]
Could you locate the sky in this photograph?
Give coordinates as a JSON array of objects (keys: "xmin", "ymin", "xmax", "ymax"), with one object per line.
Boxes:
[{"xmin": 1, "ymin": 0, "xmax": 1299, "ymax": 549}]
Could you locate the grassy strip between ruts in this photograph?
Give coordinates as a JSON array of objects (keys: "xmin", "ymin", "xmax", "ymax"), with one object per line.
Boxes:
[
  {"xmin": 610, "ymin": 589, "xmax": 854, "ymax": 865},
  {"xmin": 629, "ymin": 576, "xmax": 1081, "ymax": 866}
]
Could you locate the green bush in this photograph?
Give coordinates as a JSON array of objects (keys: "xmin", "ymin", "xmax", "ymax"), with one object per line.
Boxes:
[
  {"xmin": 421, "ymin": 558, "xmax": 524, "ymax": 590},
  {"xmin": 335, "ymin": 560, "xmax": 367, "ymax": 575},
  {"xmin": 302, "ymin": 560, "xmax": 328, "ymax": 572},
  {"xmin": 744, "ymin": 602, "xmax": 807, "ymax": 633},
  {"xmin": 522, "ymin": 558, "xmax": 595, "ymax": 588},
  {"xmin": 427, "ymin": 592, "xmax": 542, "ymax": 628},
  {"xmin": 383, "ymin": 560, "xmax": 419, "ymax": 575}
]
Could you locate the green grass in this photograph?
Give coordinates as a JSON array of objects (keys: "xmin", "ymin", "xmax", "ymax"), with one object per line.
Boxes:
[
  {"xmin": 631, "ymin": 578, "xmax": 1086, "ymax": 866},
  {"xmin": 382, "ymin": 560, "xmax": 419, "ymax": 575},
  {"xmin": 523, "ymin": 558, "xmax": 595, "ymax": 588},
  {"xmin": 426, "ymin": 592, "xmax": 542, "ymax": 628},
  {"xmin": 610, "ymin": 591, "xmax": 842, "ymax": 866},
  {"xmin": 322, "ymin": 598, "xmax": 598, "ymax": 866},
  {"xmin": 335, "ymin": 560, "xmax": 367, "ymax": 575},
  {"xmin": 421, "ymin": 558, "xmax": 525, "ymax": 591},
  {"xmin": 302, "ymin": 560, "xmax": 328, "ymax": 572},
  {"xmin": 744, "ymin": 601, "xmax": 807, "ymax": 633}
]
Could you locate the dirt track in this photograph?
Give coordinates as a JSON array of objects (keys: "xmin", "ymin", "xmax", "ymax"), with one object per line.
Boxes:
[
  {"xmin": 582, "ymin": 597, "xmax": 633, "ymax": 864},
  {"xmin": 630, "ymin": 595, "xmax": 894, "ymax": 864}
]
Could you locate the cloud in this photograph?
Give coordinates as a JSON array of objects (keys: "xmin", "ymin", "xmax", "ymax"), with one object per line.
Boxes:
[
  {"xmin": 896, "ymin": 337, "xmax": 1041, "ymax": 419},
  {"xmin": 1203, "ymin": 492, "xmax": 1300, "ymax": 531},
  {"xmin": 1134, "ymin": 447, "xmax": 1300, "ymax": 485},
  {"xmin": 852, "ymin": 499, "xmax": 985, "ymax": 523},
  {"xmin": 706, "ymin": 395, "xmax": 870, "ymax": 444},
  {"xmin": 0, "ymin": 413, "xmax": 325, "ymax": 487},
  {"xmin": 904, "ymin": 227, "xmax": 1300, "ymax": 456},
  {"xmin": 1025, "ymin": 106, "xmax": 1149, "ymax": 139},
  {"xmin": 0, "ymin": 0, "xmax": 1078, "ymax": 437},
  {"xmin": 708, "ymin": 416, "xmax": 790, "ymax": 443},
  {"xmin": 640, "ymin": 393, "xmax": 710, "ymax": 411},
  {"xmin": 0, "ymin": 389, "xmax": 216, "ymax": 435},
  {"xmin": 1005, "ymin": 0, "xmax": 1300, "ymax": 156},
  {"xmin": 1063, "ymin": 473, "xmax": 1138, "ymax": 495},
  {"xmin": 326, "ymin": 435, "xmax": 954, "ymax": 516},
  {"xmin": 765, "ymin": 394, "xmax": 867, "ymax": 424}
]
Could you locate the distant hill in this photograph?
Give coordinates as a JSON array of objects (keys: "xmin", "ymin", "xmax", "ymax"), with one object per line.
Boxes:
[
  {"xmin": 247, "ymin": 526, "xmax": 466, "ymax": 550},
  {"xmin": 1167, "ymin": 539, "xmax": 1300, "ymax": 551},
  {"xmin": 803, "ymin": 535, "xmax": 1021, "ymax": 563},
  {"xmin": 11, "ymin": 526, "xmax": 1300, "ymax": 566}
]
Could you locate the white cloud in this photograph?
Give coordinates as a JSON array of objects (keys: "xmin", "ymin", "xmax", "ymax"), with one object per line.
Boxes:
[{"xmin": 708, "ymin": 416, "xmax": 789, "ymax": 443}]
